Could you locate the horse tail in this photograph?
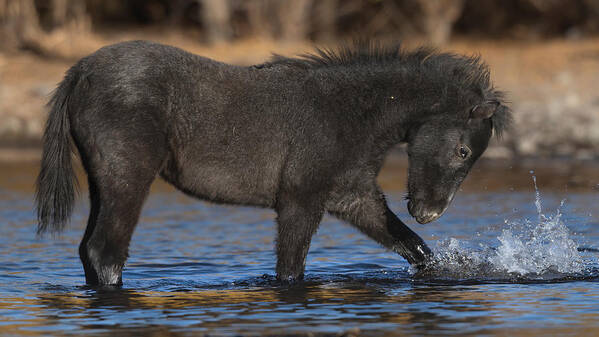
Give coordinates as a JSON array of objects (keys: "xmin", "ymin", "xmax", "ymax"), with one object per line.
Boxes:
[{"xmin": 35, "ymin": 67, "xmax": 80, "ymax": 234}]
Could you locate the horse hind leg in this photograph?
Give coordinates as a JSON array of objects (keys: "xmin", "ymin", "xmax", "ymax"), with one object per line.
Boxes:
[
  {"xmin": 79, "ymin": 150, "xmax": 165, "ymax": 286},
  {"xmin": 79, "ymin": 178, "xmax": 101, "ymax": 285}
]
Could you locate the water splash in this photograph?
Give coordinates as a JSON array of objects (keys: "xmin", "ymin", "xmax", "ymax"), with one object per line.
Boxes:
[
  {"xmin": 415, "ymin": 174, "xmax": 586, "ymax": 281},
  {"xmin": 531, "ymin": 170, "xmax": 543, "ymax": 221}
]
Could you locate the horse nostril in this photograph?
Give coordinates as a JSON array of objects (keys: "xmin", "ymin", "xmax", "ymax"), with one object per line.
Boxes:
[
  {"xmin": 414, "ymin": 210, "xmax": 442, "ymax": 224},
  {"xmin": 407, "ymin": 199, "xmax": 444, "ymax": 224}
]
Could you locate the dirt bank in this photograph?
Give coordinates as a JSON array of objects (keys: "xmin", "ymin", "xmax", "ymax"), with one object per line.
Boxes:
[{"xmin": 1, "ymin": 32, "xmax": 598, "ymax": 161}]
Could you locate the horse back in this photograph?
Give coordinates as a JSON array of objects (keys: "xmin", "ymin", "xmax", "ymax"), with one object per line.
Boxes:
[{"xmin": 69, "ymin": 41, "xmax": 310, "ymax": 208}]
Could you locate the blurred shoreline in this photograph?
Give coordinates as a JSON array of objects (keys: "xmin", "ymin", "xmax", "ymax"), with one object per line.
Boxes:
[
  {"xmin": 2, "ymin": 150, "xmax": 598, "ymax": 193},
  {"xmin": 1, "ymin": 33, "xmax": 599, "ymax": 162}
]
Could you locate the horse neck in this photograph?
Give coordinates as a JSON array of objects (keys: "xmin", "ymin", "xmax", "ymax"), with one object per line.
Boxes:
[{"xmin": 316, "ymin": 64, "xmax": 436, "ymax": 146}]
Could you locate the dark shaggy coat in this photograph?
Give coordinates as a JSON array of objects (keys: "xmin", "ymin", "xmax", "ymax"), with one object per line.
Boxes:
[{"xmin": 36, "ymin": 40, "xmax": 510, "ymax": 285}]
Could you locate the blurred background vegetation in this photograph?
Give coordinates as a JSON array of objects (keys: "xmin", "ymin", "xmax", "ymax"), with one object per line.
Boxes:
[
  {"xmin": 1, "ymin": 0, "xmax": 599, "ymax": 162},
  {"xmin": 3, "ymin": 0, "xmax": 599, "ymax": 51}
]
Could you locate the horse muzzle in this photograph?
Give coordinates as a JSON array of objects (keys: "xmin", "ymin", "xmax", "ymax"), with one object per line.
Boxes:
[{"xmin": 407, "ymin": 199, "xmax": 446, "ymax": 224}]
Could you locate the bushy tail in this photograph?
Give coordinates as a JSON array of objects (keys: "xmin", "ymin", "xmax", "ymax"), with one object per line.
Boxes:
[{"xmin": 36, "ymin": 69, "xmax": 80, "ymax": 234}]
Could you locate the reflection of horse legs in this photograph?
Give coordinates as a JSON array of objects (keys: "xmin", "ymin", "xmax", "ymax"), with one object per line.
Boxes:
[{"xmin": 78, "ymin": 150, "xmax": 164, "ymax": 285}]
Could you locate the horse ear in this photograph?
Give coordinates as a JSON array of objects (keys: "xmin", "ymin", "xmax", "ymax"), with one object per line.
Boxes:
[{"xmin": 470, "ymin": 101, "xmax": 500, "ymax": 120}]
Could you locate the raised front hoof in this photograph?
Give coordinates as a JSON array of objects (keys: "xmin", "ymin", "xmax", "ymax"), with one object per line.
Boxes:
[
  {"xmin": 402, "ymin": 242, "xmax": 434, "ymax": 269},
  {"xmin": 408, "ymin": 250, "xmax": 438, "ymax": 279},
  {"xmin": 410, "ymin": 259, "xmax": 432, "ymax": 273}
]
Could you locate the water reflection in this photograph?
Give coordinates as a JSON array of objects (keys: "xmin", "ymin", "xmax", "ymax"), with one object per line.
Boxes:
[
  {"xmin": 1, "ymin": 161, "xmax": 599, "ymax": 336},
  {"xmin": 9, "ymin": 280, "xmax": 593, "ymax": 336}
]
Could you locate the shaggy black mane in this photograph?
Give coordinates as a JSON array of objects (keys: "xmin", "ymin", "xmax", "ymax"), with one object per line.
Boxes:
[
  {"xmin": 258, "ymin": 41, "xmax": 512, "ymax": 137},
  {"xmin": 266, "ymin": 41, "xmax": 407, "ymax": 68}
]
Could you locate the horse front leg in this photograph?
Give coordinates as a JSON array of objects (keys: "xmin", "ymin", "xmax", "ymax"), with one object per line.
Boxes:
[
  {"xmin": 382, "ymin": 204, "xmax": 433, "ymax": 267},
  {"xmin": 327, "ymin": 188, "xmax": 432, "ymax": 268},
  {"xmin": 275, "ymin": 192, "xmax": 324, "ymax": 283}
]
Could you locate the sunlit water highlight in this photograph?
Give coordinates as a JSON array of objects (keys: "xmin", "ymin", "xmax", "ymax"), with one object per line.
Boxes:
[{"xmin": 1, "ymin": 167, "xmax": 598, "ymax": 336}]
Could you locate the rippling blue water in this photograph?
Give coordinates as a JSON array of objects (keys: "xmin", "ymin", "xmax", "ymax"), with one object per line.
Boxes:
[{"xmin": 1, "ymin": 165, "xmax": 598, "ymax": 336}]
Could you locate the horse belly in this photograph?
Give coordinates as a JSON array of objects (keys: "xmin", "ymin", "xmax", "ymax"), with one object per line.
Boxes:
[{"xmin": 163, "ymin": 152, "xmax": 282, "ymax": 208}]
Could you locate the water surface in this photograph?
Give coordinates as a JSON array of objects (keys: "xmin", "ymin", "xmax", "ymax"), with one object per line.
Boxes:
[{"xmin": 1, "ymin": 161, "xmax": 598, "ymax": 336}]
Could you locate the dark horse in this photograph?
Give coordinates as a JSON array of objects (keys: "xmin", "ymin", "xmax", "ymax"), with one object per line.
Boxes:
[{"xmin": 36, "ymin": 40, "xmax": 510, "ymax": 286}]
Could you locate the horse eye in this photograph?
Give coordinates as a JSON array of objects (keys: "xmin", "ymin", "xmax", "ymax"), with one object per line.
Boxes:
[{"xmin": 457, "ymin": 145, "xmax": 471, "ymax": 159}]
